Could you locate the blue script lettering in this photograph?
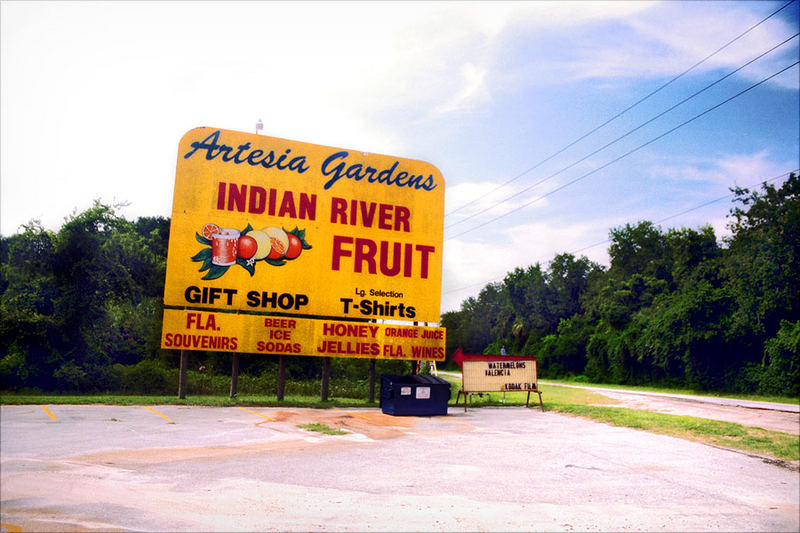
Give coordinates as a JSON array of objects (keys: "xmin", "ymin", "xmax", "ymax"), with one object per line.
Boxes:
[
  {"xmin": 184, "ymin": 130, "xmax": 310, "ymax": 174},
  {"xmin": 321, "ymin": 151, "xmax": 438, "ymax": 192}
]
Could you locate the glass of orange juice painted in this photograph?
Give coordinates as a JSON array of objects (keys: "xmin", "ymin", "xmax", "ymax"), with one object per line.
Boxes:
[{"xmin": 211, "ymin": 229, "xmax": 240, "ymax": 266}]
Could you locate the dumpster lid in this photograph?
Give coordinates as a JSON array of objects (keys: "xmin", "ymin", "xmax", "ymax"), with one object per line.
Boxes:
[{"xmin": 381, "ymin": 374, "xmax": 450, "ymax": 386}]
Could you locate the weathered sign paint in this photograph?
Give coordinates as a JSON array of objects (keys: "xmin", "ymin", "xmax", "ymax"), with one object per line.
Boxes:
[
  {"xmin": 163, "ymin": 127, "xmax": 445, "ymax": 322},
  {"xmin": 161, "ymin": 309, "xmax": 445, "ymax": 361}
]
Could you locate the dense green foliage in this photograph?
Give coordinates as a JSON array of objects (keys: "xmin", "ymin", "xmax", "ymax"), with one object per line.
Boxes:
[
  {"xmin": 442, "ymin": 175, "xmax": 799, "ymax": 395},
  {"xmin": 0, "ymin": 201, "xmax": 410, "ymax": 394},
  {"xmin": 1, "ymin": 203, "xmax": 170, "ymax": 392},
  {"xmin": 2, "ymin": 175, "xmax": 798, "ymax": 396}
]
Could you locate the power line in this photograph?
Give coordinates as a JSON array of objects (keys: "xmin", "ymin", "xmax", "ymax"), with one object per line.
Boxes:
[
  {"xmin": 443, "ymin": 168, "xmax": 799, "ymax": 298},
  {"xmin": 444, "ymin": 60, "xmax": 799, "ymax": 241},
  {"xmin": 569, "ymin": 169, "xmax": 800, "ymax": 255},
  {"xmin": 445, "ymin": 31, "xmax": 799, "ymax": 231},
  {"xmin": 443, "ymin": 0, "xmax": 797, "ymax": 219}
]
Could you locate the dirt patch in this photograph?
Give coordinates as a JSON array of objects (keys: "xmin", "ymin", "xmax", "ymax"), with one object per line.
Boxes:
[
  {"xmin": 0, "ymin": 506, "xmax": 128, "ymax": 532},
  {"xmin": 66, "ymin": 408, "xmax": 470, "ymax": 468},
  {"xmin": 271, "ymin": 408, "xmax": 417, "ymax": 439}
]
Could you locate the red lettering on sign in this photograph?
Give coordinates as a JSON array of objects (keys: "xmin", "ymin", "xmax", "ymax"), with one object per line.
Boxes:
[
  {"xmin": 330, "ymin": 197, "xmax": 410, "ymax": 232},
  {"xmin": 331, "ymin": 236, "xmax": 434, "ymax": 279},
  {"xmin": 216, "ymin": 181, "xmax": 316, "ymax": 220},
  {"xmin": 264, "ymin": 318, "xmax": 297, "ymax": 329}
]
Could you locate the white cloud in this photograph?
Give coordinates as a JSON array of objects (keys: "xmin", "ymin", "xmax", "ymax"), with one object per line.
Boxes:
[
  {"xmin": 646, "ymin": 150, "xmax": 795, "ymax": 190},
  {"xmin": 440, "ymin": 218, "xmax": 611, "ymax": 313},
  {"xmin": 436, "ymin": 63, "xmax": 492, "ymax": 115},
  {"xmin": 571, "ymin": 2, "xmax": 799, "ymax": 86},
  {"xmin": 488, "ymin": 1, "xmax": 798, "ymax": 90},
  {"xmin": 444, "ymin": 179, "xmax": 553, "ymax": 229},
  {"xmin": 714, "ymin": 151, "xmax": 792, "ymax": 187},
  {"xmin": 1, "ymin": 0, "xmax": 795, "ymax": 245}
]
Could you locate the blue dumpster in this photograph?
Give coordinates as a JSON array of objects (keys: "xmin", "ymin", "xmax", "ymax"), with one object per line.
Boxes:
[{"xmin": 380, "ymin": 374, "xmax": 451, "ymax": 416}]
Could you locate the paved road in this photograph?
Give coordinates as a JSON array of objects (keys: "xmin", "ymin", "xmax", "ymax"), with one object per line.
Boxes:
[
  {"xmin": 538, "ymin": 382, "xmax": 800, "ymax": 435},
  {"xmin": 540, "ymin": 382, "xmax": 800, "ymax": 413},
  {"xmin": 438, "ymin": 373, "xmax": 799, "ymax": 433},
  {"xmin": 2, "ymin": 405, "xmax": 798, "ymax": 532},
  {"xmin": 440, "ymin": 371, "xmax": 798, "ymax": 413}
]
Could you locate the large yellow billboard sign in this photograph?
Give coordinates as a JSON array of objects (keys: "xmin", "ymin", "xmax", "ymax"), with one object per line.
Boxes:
[
  {"xmin": 163, "ymin": 128, "xmax": 444, "ymax": 322},
  {"xmin": 161, "ymin": 309, "xmax": 445, "ymax": 361}
]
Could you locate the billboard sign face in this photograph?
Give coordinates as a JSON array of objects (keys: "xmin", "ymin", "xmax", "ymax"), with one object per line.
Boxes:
[{"xmin": 163, "ymin": 127, "xmax": 445, "ymax": 322}]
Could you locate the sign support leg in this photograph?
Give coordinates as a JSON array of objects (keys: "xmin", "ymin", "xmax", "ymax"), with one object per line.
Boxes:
[
  {"xmin": 369, "ymin": 358, "xmax": 376, "ymax": 403},
  {"xmin": 321, "ymin": 357, "xmax": 331, "ymax": 401},
  {"xmin": 411, "ymin": 321, "xmax": 419, "ymax": 374},
  {"xmin": 178, "ymin": 350, "xmax": 188, "ymax": 399},
  {"xmin": 277, "ymin": 355, "xmax": 287, "ymax": 401},
  {"xmin": 230, "ymin": 353, "xmax": 240, "ymax": 398}
]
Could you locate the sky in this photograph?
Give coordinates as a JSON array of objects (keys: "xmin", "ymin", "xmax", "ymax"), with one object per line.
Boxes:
[{"xmin": 2, "ymin": 1, "xmax": 798, "ymax": 316}]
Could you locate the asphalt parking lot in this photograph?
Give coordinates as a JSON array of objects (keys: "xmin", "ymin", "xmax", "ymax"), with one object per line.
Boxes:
[{"xmin": 1, "ymin": 404, "xmax": 798, "ymax": 532}]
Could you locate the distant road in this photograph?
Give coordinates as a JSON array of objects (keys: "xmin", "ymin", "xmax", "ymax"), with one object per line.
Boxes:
[
  {"xmin": 435, "ymin": 370, "xmax": 798, "ymax": 413},
  {"xmin": 540, "ymin": 381, "xmax": 799, "ymax": 413}
]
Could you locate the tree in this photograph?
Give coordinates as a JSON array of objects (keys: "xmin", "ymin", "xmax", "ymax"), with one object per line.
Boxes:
[
  {"xmin": 548, "ymin": 253, "xmax": 601, "ymax": 318},
  {"xmin": 608, "ymin": 221, "xmax": 669, "ymax": 282},
  {"xmin": 758, "ymin": 320, "xmax": 800, "ymax": 396},
  {"xmin": 635, "ymin": 282, "xmax": 736, "ymax": 389},
  {"xmin": 441, "ymin": 283, "xmax": 504, "ymax": 357},
  {"xmin": 725, "ymin": 174, "xmax": 800, "ymax": 342},
  {"xmin": 1, "ymin": 203, "xmax": 171, "ymax": 391},
  {"xmin": 494, "ymin": 264, "xmax": 552, "ymax": 353},
  {"xmin": 0, "ymin": 222, "xmax": 61, "ymax": 389},
  {"xmin": 665, "ymin": 225, "xmax": 721, "ymax": 290}
]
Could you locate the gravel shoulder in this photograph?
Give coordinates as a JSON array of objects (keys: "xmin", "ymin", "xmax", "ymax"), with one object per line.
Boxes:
[{"xmin": 541, "ymin": 382, "xmax": 800, "ymax": 435}]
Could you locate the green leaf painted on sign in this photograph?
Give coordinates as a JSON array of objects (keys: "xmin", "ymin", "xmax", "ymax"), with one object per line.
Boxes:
[
  {"xmin": 196, "ymin": 233, "xmax": 211, "ymax": 246},
  {"xmin": 202, "ymin": 264, "xmax": 230, "ymax": 280},
  {"xmin": 191, "ymin": 248, "xmax": 212, "ymax": 262},
  {"xmin": 237, "ymin": 257, "xmax": 255, "ymax": 276}
]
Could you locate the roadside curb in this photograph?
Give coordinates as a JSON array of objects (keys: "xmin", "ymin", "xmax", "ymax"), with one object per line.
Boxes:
[{"xmin": 706, "ymin": 443, "xmax": 800, "ymax": 472}]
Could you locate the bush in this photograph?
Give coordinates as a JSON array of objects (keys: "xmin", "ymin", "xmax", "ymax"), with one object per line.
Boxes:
[
  {"xmin": 0, "ymin": 347, "xmax": 29, "ymax": 390},
  {"xmin": 112, "ymin": 360, "xmax": 174, "ymax": 394},
  {"xmin": 53, "ymin": 361, "xmax": 89, "ymax": 392},
  {"xmin": 758, "ymin": 320, "xmax": 800, "ymax": 396}
]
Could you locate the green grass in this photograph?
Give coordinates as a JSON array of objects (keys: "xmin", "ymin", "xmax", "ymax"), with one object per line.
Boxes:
[
  {"xmin": 551, "ymin": 402, "xmax": 799, "ymax": 462},
  {"xmin": 298, "ymin": 423, "xmax": 349, "ymax": 435},
  {"xmin": 0, "ymin": 393, "xmax": 377, "ymax": 409},
  {"xmin": 3, "ymin": 381, "xmax": 797, "ymax": 463}
]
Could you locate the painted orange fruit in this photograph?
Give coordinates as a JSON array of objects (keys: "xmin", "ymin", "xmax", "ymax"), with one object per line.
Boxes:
[
  {"xmin": 237, "ymin": 234, "xmax": 258, "ymax": 259},
  {"xmin": 285, "ymin": 232, "xmax": 302, "ymax": 259},
  {"xmin": 202, "ymin": 223, "xmax": 220, "ymax": 240},
  {"xmin": 264, "ymin": 227, "xmax": 289, "ymax": 260}
]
